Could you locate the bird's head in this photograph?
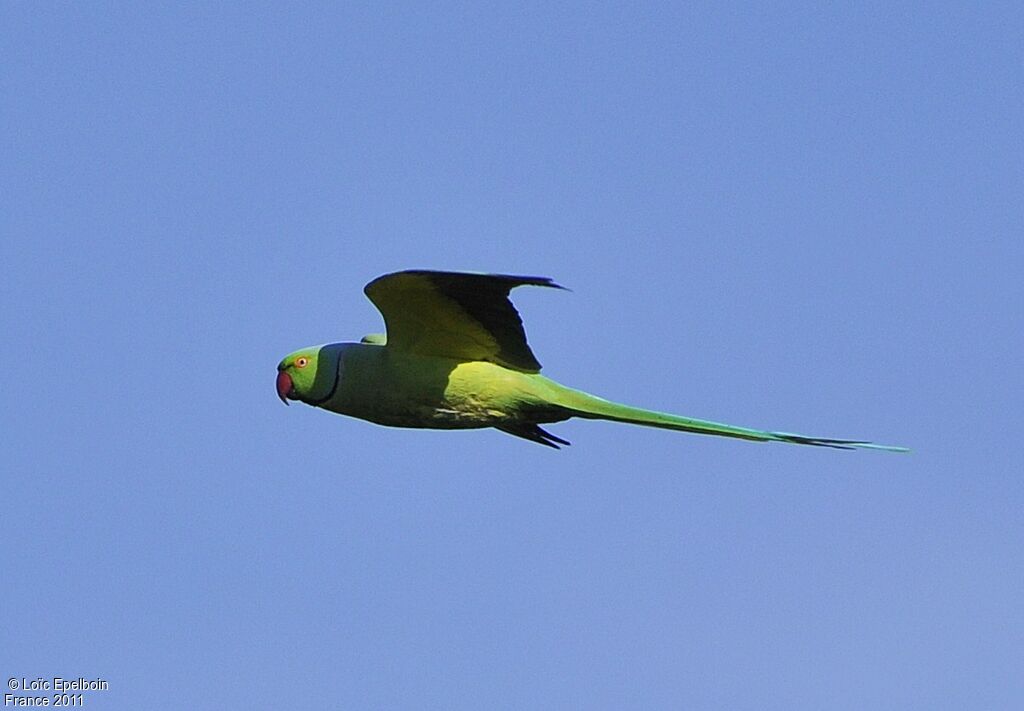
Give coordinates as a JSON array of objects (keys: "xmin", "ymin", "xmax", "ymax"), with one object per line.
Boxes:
[
  {"xmin": 276, "ymin": 348, "xmax": 318, "ymax": 404},
  {"xmin": 276, "ymin": 345, "xmax": 342, "ymax": 405}
]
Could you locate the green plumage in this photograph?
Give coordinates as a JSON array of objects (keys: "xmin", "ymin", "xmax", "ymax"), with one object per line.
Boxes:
[{"xmin": 276, "ymin": 270, "xmax": 907, "ymax": 452}]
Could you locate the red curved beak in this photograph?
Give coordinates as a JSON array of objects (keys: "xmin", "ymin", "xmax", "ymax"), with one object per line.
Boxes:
[{"xmin": 276, "ymin": 371, "xmax": 293, "ymax": 405}]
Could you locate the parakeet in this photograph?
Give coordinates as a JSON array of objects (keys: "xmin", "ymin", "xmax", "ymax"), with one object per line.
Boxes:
[{"xmin": 276, "ymin": 270, "xmax": 907, "ymax": 451}]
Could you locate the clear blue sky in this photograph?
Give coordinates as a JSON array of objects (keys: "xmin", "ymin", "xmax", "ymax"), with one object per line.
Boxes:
[{"xmin": 3, "ymin": 3, "xmax": 1021, "ymax": 709}]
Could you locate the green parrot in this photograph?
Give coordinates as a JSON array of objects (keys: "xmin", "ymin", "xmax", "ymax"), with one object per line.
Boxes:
[{"xmin": 276, "ymin": 270, "xmax": 907, "ymax": 451}]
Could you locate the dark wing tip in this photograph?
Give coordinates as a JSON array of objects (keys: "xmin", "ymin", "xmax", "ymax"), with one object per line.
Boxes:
[
  {"xmin": 370, "ymin": 269, "xmax": 568, "ymax": 292},
  {"xmin": 502, "ymin": 274, "xmax": 569, "ymax": 292},
  {"xmin": 497, "ymin": 424, "xmax": 572, "ymax": 449}
]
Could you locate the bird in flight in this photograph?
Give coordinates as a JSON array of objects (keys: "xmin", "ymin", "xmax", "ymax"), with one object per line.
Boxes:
[{"xmin": 276, "ymin": 270, "xmax": 907, "ymax": 451}]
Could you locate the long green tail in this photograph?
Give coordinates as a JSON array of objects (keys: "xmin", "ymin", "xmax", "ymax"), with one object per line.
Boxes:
[{"xmin": 547, "ymin": 385, "xmax": 908, "ymax": 452}]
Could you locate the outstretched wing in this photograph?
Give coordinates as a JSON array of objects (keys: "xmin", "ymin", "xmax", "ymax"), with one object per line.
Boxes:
[{"xmin": 363, "ymin": 270, "xmax": 564, "ymax": 372}]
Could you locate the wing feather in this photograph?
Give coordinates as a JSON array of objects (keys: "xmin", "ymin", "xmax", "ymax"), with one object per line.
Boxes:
[{"xmin": 363, "ymin": 270, "xmax": 564, "ymax": 372}]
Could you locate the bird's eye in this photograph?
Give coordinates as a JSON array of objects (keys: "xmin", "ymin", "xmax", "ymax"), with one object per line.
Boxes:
[{"xmin": 295, "ymin": 357, "xmax": 309, "ymax": 368}]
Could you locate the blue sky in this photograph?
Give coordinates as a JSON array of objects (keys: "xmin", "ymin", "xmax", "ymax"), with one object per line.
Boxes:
[{"xmin": 2, "ymin": 3, "xmax": 1021, "ymax": 709}]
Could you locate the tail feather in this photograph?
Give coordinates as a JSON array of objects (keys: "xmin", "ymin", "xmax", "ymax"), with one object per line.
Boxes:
[{"xmin": 546, "ymin": 386, "xmax": 908, "ymax": 452}]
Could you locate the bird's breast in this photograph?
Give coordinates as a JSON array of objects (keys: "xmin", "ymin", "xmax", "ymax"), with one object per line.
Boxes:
[{"xmin": 318, "ymin": 348, "xmax": 542, "ymax": 429}]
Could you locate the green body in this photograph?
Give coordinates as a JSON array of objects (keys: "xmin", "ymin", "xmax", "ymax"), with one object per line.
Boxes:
[
  {"xmin": 315, "ymin": 344, "xmax": 568, "ymax": 429},
  {"xmin": 277, "ymin": 270, "xmax": 907, "ymax": 451}
]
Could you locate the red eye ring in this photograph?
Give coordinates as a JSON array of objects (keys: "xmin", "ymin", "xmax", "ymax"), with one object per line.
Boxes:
[{"xmin": 295, "ymin": 357, "xmax": 309, "ymax": 368}]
